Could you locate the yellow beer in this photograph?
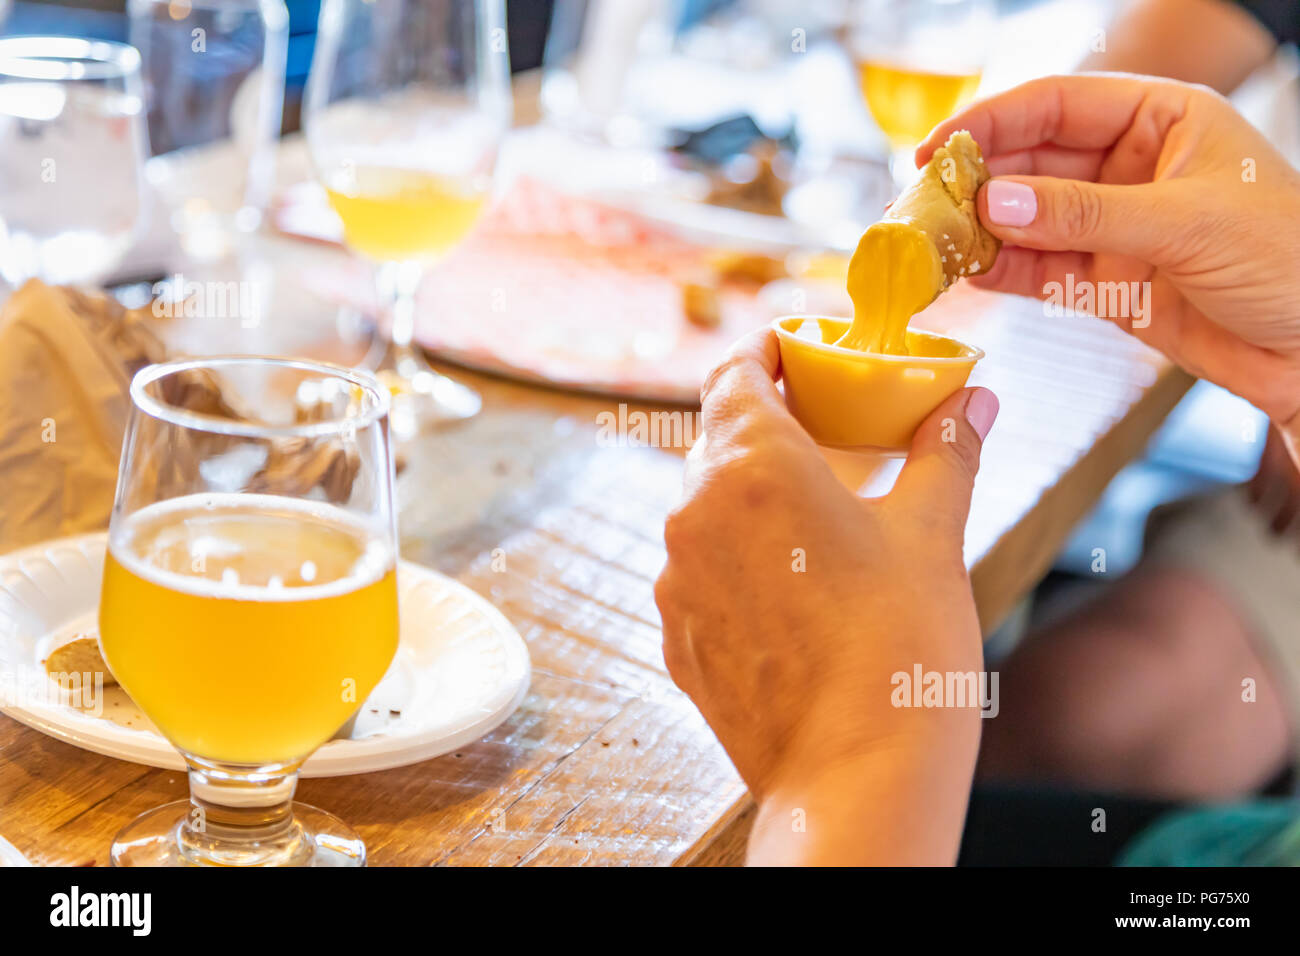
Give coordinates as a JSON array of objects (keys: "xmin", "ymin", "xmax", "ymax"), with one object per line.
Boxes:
[
  {"xmin": 324, "ymin": 165, "xmax": 486, "ymax": 262},
  {"xmin": 99, "ymin": 494, "xmax": 399, "ymax": 765},
  {"xmin": 859, "ymin": 60, "xmax": 981, "ymax": 147}
]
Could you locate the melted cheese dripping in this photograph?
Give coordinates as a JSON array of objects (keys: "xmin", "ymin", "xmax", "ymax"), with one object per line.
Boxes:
[{"xmin": 835, "ymin": 221, "xmax": 944, "ymax": 355}]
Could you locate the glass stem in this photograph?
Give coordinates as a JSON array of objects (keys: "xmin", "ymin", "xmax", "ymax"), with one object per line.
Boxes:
[
  {"xmin": 369, "ymin": 257, "xmax": 481, "ymax": 426},
  {"xmin": 377, "ymin": 260, "xmax": 426, "ymax": 354},
  {"xmin": 889, "ymin": 144, "xmax": 920, "ymax": 197},
  {"xmin": 179, "ymin": 757, "xmax": 313, "ymax": 866}
]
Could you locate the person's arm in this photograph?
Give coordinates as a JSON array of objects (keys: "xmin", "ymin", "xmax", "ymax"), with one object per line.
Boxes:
[
  {"xmin": 1080, "ymin": 0, "xmax": 1277, "ymax": 93},
  {"xmin": 655, "ymin": 331, "xmax": 998, "ymax": 866},
  {"xmin": 747, "ymin": 725, "xmax": 981, "ymax": 866}
]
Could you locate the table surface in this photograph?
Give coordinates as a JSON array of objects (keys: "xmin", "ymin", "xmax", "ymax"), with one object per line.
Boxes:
[{"xmin": 0, "ymin": 40, "xmax": 1204, "ymax": 864}]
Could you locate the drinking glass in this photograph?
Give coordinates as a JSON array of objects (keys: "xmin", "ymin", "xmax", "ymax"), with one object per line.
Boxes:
[
  {"xmin": 0, "ymin": 37, "xmax": 146, "ymax": 286},
  {"xmin": 849, "ymin": 0, "xmax": 992, "ymax": 195},
  {"xmin": 101, "ymin": 357, "xmax": 399, "ymax": 867},
  {"xmin": 541, "ymin": 0, "xmax": 669, "ymax": 144},
  {"xmin": 304, "ymin": 0, "xmax": 511, "ymax": 435},
  {"xmin": 128, "ymin": 0, "xmax": 289, "ymax": 263}
]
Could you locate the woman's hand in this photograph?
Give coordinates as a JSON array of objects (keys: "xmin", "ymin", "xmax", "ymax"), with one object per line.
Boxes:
[
  {"xmin": 654, "ymin": 328, "xmax": 999, "ymax": 865},
  {"xmin": 920, "ymin": 73, "xmax": 1300, "ymax": 463}
]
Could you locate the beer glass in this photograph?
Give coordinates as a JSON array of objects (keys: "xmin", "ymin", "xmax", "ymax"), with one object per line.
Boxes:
[
  {"xmin": 304, "ymin": 0, "xmax": 511, "ymax": 435},
  {"xmin": 849, "ymin": 0, "xmax": 993, "ymax": 194},
  {"xmin": 128, "ymin": 0, "xmax": 289, "ymax": 262},
  {"xmin": 101, "ymin": 357, "xmax": 398, "ymax": 867}
]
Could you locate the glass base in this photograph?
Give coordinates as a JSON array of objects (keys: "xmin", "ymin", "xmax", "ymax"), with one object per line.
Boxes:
[
  {"xmin": 363, "ymin": 337, "xmax": 482, "ymax": 438},
  {"xmin": 110, "ymin": 800, "xmax": 366, "ymax": 867}
]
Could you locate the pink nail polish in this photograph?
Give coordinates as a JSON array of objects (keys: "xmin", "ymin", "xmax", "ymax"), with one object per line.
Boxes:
[
  {"xmin": 965, "ymin": 389, "xmax": 999, "ymax": 441},
  {"xmin": 986, "ymin": 180, "xmax": 1037, "ymax": 227}
]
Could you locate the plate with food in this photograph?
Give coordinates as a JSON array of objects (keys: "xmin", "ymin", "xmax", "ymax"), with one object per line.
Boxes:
[
  {"xmin": 0, "ymin": 532, "xmax": 530, "ymax": 777},
  {"xmin": 275, "ymin": 177, "xmax": 813, "ymax": 403}
]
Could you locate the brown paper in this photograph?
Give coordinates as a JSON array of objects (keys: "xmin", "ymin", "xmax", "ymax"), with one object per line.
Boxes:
[
  {"xmin": 0, "ymin": 281, "xmax": 157, "ymax": 552},
  {"xmin": 0, "ymin": 279, "xmax": 361, "ymax": 557}
]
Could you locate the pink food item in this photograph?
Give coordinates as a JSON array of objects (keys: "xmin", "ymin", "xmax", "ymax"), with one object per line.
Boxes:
[{"xmin": 282, "ymin": 179, "xmax": 774, "ymax": 402}]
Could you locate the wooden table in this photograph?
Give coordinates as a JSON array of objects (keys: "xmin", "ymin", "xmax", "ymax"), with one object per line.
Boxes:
[{"xmin": 0, "ymin": 280, "xmax": 1191, "ymax": 864}]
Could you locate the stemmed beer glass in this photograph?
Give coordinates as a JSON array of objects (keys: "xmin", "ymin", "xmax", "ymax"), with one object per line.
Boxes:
[
  {"xmin": 849, "ymin": 0, "xmax": 992, "ymax": 195},
  {"xmin": 304, "ymin": 0, "xmax": 511, "ymax": 437},
  {"xmin": 100, "ymin": 357, "xmax": 398, "ymax": 867}
]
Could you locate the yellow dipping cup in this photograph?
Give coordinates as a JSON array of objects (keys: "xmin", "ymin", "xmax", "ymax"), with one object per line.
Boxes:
[{"xmin": 772, "ymin": 315, "xmax": 984, "ymax": 453}]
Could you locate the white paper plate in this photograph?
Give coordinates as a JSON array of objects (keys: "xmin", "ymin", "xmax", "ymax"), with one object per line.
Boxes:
[{"xmin": 0, "ymin": 533, "xmax": 530, "ymax": 777}]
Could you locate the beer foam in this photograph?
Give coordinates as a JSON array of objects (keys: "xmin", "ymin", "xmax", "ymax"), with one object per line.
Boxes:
[{"xmin": 108, "ymin": 493, "xmax": 395, "ymax": 603}]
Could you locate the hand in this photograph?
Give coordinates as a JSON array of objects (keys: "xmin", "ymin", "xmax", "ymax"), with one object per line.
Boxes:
[
  {"xmin": 1249, "ymin": 425, "xmax": 1300, "ymax": 538},
  {"xmin": 654, "ymin": 328, "xmax": 999, "ymax": 864},
  {"xmin": 920, "ymin": 74, "xmax": 1300, "ymax": 462}
]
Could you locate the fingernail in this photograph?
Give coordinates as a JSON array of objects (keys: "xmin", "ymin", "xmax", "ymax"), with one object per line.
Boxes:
[
  {"xmin": 965, "ymin": 388, "xmax": 1000, "ymax": 441},
  {"xmin": 986, "ymin": 180, "xmax": 1037, "ymax": 227}
]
